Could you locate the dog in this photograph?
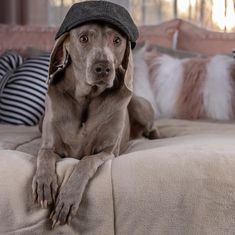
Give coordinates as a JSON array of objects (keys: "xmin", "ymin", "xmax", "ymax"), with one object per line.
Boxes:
[{"xmin": 32, "ymin": 22, "xmax": 159, "ymax": 227}]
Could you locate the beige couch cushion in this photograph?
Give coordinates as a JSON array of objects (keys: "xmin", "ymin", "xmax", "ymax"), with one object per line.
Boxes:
[
  {"xmin": 1, "ymin": 120, "xmax": 235, "ymax": 234},
  {"xmin": 0, "ymin": 124, "xmax": 40, "ymax": 154}
]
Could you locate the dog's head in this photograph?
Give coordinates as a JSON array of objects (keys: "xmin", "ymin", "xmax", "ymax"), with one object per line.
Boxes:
[{"xmin": 48, "ymin": 23, "xmax": 133, "ymax": 95}]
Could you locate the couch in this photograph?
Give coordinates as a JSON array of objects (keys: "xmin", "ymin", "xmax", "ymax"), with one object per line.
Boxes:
[
  {"xmin": 1, "ymin": 19, "xmax": 235, "ymax": 234},
  {"xmin": 1, "ymin": 18, "xmax": 235, "ymax": 56}
]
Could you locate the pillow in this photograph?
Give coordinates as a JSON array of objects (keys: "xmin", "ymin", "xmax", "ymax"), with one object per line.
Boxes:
[
  {"xmin": 21, "ymin": 47, "xmax": 50, "ymax": 59},
  {"xmin": 0, "ymin": 53, "xmax": 50, "ymax": 125},
  {"xmin": 135, "ymin": 42, "xmax": 203, "ymax": 59},
  {"xmin": 0, "ymin": 51, "xmax": 23, "ymax": 80},
  {"xmin": 0, "ymin": 24, "xmax": 56, "ymax": 55},
  {"xmin": 177, "ymin": 20, "xmax": 235, "ymax": 56},
  {"xmin": 137, "ymin": 19, "xmax": 180, "ymax": 48},
  {"xmin": 148, "ymin": 51, "xmax": 235, "ymax": 121},
  {"xmin": 133, "ymin": 43, "xmax": 203, "ymax": 119},
  {"xmin": 133, "ymin": 45, "xmax": 158, "ymax": 117}
]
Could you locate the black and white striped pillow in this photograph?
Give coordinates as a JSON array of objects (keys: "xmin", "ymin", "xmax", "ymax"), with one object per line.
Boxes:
[
  {"xmin": 0, "ymin": 51, "xmax": 23, "ymax": 88},
  {"xmin": 0, "ymin": 53, "xmax": 50, "ymax": 125}
]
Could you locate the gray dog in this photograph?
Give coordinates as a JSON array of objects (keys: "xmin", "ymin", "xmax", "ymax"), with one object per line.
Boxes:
[{"xmin": 32, "ymin": 1, "xmax": 159, "ymax": 228}]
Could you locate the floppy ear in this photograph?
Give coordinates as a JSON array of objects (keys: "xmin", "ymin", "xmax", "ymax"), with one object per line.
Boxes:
[
  {"xmin": 121, "ymin": 41, "xmax": 133, "ymax": 92},
  {"xmin": 47, "ymin": 33, "xmax": 70, "ymax": 85}
]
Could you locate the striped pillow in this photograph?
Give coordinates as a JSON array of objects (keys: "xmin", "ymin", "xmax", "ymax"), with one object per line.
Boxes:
[
  {"xmin": 0, "ymin": 53, "xmax": 50, "ymax": 125},
  {"xmin": 0, "ymin": 51, "xmax": 23, "ymax": 86}
]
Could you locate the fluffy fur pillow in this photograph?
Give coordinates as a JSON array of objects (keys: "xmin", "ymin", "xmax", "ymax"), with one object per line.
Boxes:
[
  {"xmin": 145, "ymin": 48, "xmax": 235, "ymax": 121},
  {"xmin": 133, "ymin": 45, "xmax": 158, "ymax": 116}
]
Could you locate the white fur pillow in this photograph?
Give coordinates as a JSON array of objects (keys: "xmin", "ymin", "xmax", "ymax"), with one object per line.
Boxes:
[
  {"xmin": 133, "ymin": 46, "xmax": 158, "ymax": 118},
  {"xmin": 147, "ymin": 51, "xmax": 235, "ymax": 121}
]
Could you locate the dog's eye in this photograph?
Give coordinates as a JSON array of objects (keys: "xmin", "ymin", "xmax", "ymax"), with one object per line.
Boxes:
[
  {"xmin": 79, "ymin": 35, "xmax": 89, "ymax": 43},
  {"xmin": 113, "ymin": 36, "xmax": 121, "ymax": 46}
]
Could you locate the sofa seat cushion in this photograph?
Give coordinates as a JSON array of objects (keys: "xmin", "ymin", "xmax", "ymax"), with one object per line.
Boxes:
[{"xmin": 1, "ymin": 119, "xmax": 235, "ymax": 234}]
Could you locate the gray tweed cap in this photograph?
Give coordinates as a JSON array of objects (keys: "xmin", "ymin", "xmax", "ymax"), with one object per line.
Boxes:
[{"xmin": 55, "ymin": 1, "xmax": 139, "ymax": 49}]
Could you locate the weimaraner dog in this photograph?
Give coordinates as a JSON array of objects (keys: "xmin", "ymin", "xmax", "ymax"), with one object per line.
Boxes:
[{"xmin": 32, "ymin": 23, "xmax": 159, "ymax": 228}]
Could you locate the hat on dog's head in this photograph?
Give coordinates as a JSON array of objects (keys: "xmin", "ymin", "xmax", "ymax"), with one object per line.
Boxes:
[{"xmin": 55, "ymin": 1, "xmax": 139, "ymax": 49}]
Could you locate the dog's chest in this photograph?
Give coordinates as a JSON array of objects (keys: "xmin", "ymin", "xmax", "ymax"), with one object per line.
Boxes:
[
  {"xmin": 61, "ymin": 125, "xmax": 92, "ymax": 159},
  {"xmin": 59, "ymin": 97, "xmax": 115, "ymax": 159}
]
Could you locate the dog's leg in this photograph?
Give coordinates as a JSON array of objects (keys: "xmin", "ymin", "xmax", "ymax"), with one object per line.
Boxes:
[
  {"xmin": 128, "ymin": 95, "xmax": 160, "ymax": 139},
  {"xmin": 50, "ymin": 151, "xmax": 114, "ymax": 228},
  {"xmin": 32, "ymin": 149, "xmax": 60, "ymax": 208}
]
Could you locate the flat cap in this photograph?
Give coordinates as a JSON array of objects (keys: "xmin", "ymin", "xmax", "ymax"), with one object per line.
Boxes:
[{"xmin": 55, "ymin": 1, "xmax": 139, "ymax": 49}]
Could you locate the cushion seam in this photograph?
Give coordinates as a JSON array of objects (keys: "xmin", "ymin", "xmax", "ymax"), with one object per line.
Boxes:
[{"xmin": 15, "ymin": 136, "xmax": 41, "ymax": 151}]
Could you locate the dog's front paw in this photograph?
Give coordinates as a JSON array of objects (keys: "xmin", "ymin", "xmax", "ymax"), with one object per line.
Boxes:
[
  {"xmin": 50, "ymin": 188, "xmax": 82, "ymax": 228},
  {"xmin": 32, "ymin": 171, "xmax": 58, "ymax": 209}
]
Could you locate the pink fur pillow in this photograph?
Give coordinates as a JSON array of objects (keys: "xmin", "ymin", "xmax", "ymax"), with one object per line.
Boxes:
[{"xmin": 146, "ymin": 50, "xmax": 235, "ymax": 121}]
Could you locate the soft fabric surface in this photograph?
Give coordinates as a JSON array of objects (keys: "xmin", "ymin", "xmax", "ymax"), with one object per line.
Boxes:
[
  {"xmin": 148, "ymin": 53, "xmax": 235, "ymax": 121},
  {"xmin": 0, "ymin": 24, "xmax": 56, "ymax": 54},
  {"xmin": 0, "ymin": 150, "xmax": 114, "ymax": 235},
  {"xmin": 138, "ymin": 19, "xmax": 180, "ymax": 47},
  {"xmin": 177, "ymin": 20, "xmax": 235, "ymax": 56},
  {"xmin": 0, "ymin": 53, "xmax": 49, "ymax": 125},
  {"xmin": 138, "ymin": 19, "xmax": 235, "ymax": 56},
  {"xmin": 0, "ymin": 51, "xmax": 23, "ymax": 80},
  {"xmin": 1, "ymin": 119, "xmax": 235, "ymax": 234},
  {"xmin": 2, "ymin": 19, "xmax": 235, "ymax": 56},
  {"xmin": 0, "ymin": 124, "xmax": 40, "ymax": 154}
]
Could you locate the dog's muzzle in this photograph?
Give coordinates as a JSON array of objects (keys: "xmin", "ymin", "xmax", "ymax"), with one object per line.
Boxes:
[{"xmin": 89, "ymin": 60, "xmax": 114, "ymax": 87}]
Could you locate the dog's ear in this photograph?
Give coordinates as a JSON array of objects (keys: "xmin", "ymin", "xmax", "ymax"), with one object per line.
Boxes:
[
  {"xmin": 121, "ymin": 41, "xmax": 133, "ymax": 92},
  {"xmin": 47, "ymin": 33, "xmax": 70, "ymax": 85},
  {"xmin": 122, "ymin": 41, "xmax": 131, "ymax": 70}
]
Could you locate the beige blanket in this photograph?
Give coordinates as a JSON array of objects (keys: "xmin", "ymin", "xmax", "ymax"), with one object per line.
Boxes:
[{"xmin": 1, "ymin": 119, "xmax": 235, "ymax": 234}]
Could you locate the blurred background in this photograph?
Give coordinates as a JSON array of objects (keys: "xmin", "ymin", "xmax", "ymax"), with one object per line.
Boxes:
[{"xmin": 0, "ymin": 0, "xmax": 235, "ymax": 32}]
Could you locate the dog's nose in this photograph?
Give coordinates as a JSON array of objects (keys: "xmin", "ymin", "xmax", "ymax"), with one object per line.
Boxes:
[{"xmin": 93, "ymin": 61, "xmax": 112, "ymax": 77}]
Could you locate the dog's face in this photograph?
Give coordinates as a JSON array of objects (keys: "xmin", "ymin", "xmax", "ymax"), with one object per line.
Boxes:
[{"xmin": 67, "ymin": 24, "xmax": 127, "ymax": 88}]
